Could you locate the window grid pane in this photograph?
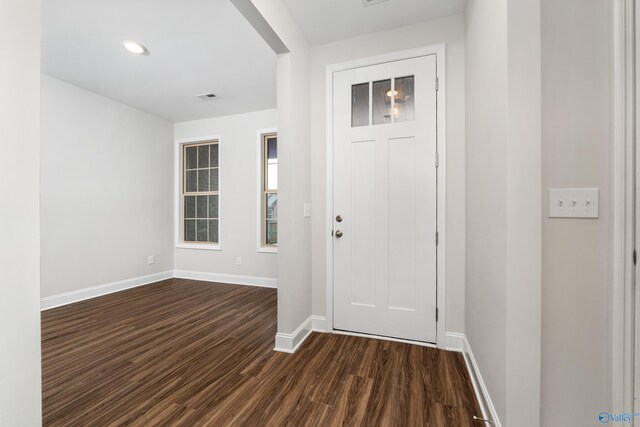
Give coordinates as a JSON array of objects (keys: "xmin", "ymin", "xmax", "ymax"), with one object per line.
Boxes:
[
  {"xmin": 182, "ymin": 141, "xmax": 219, "ymax": 244},
  {"xmin": 372, "ymin": 79, "xmax": 392, "ymax": 125},
  {"xmin": 394, "ymin": 75, "xmax": 415, "ymax": 123},
  {"xmin": 351, "ymin": 82, "xmax": 369, "ymax": 127},
  {"xmin": 262, "ymin": 133, "xmax": 278, "ymax": 247}
]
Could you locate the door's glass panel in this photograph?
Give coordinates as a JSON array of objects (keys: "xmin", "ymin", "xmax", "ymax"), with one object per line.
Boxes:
[
  {"xmin": 196, "ymin": 195, "xmax": 208, "ymax": 218},
  {"xmin": 210, "ymin": 168, "xmax": 219, "ymax": 192},
  {"xmin": 209, "ymin": 144, "xmax": 219, "ymax": 168},
  {"xmin": 372, "ymin": 79, "xmax": 392, "ymax": 125},
  {"xmin": 351, "ymin": 83, "xmax": 369, "ymax": 127},
  {"xmin": 185, "ymin": 146, "xmax": 198, "ymax": 169},
  {"xmin": 184, "ymin": 196, "xmax": 196, "ymax": 218},
  {"xmin": 208, "ymin": 219, "xmax": 219, "ymax": 243},
  {"xmin": 208, "ymin": 195, "xmax": 219, "ymax": 219},
  {"xmin": 184, "ymin": 219, "xmax": 196, "ymax": 242},
  {"xmin": 196, "ymin": 219, "xmax": 208, "ymax": 242},
  {"xmin": 185, "ymin": 170, "xmax": 197, "ymax": 192},
  {"xmin": 394, "ymin": 76, "xmax": 415, "ymax": 123},
  {"xmin": 198, "ymin": 169, "xmax": 210, "ymax": 192},
  {"xmin": 197, "ymin": 145, "xmax": 209, "ymax": 168}
]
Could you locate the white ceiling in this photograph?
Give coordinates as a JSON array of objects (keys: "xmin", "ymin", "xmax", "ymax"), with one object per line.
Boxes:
[
  {"xmin": 42, "ymin": 0, "xmax": 277, "ymax": 122},
  {"xmin": 283, "ymin": 0, "xmax": 466, "ymax": 45}
]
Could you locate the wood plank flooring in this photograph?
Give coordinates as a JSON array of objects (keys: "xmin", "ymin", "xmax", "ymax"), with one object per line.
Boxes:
[{"xmin": 42, "ymin": 279, "xmax": 482, "ymax": 426}]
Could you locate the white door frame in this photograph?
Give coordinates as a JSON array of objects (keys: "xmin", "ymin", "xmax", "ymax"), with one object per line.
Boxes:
[
  {"xmin": 613, "ymin": 0, "xmax": 636, "ymax": 416},
  {"xmin": 325, "ymin": 44, "xmax": 447, "ymax": 347}
]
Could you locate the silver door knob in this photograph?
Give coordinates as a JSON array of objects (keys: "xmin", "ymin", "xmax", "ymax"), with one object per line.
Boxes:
[{"xmin": 335, "ymin": 230, "xmax": 343, "ymax": 238}]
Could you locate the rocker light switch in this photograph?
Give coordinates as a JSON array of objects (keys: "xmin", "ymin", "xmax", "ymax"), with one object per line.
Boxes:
[{"xmin": 548, "ymin": 188, "xmax": 599, "ymax": 218}]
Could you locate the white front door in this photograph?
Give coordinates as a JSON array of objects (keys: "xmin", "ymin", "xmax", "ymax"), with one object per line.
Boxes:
[{"xmin": 332, "ymin": 55, "xmax": 438, "ymax": 343}]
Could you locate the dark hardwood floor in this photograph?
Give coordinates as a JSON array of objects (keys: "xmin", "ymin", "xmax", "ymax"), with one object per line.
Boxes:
[{"xmin": 42, "ymin": 279, "xmax": 482, "ymax": 426}]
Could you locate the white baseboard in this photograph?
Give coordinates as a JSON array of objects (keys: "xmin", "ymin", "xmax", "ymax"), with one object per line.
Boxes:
[
  {"xmin": 173, "ymin": 270, "xmax": 277, "ymax": 288},
  {"xmin": 274, "ymin": 316, "xmax": 313, "ymax": 353},
  {"xmin": 42, "ymin": 269, "xmax": 277, "ymax": 310},
  {"xmin": 463, "ymin": 335, "xmax": 502, "ymax": 427},
  {"xmin": 444, "ymin": 332, "xmax": 465, "ymax": 352},
  {"xmin": 40, "ymin": 270, "xmax": 174, "ymax": 311},
  {"xmin": 311, "ymin": 315, "xmax": 328, "ymax": 332}
]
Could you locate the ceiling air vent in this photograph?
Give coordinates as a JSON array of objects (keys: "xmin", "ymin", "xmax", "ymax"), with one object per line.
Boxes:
[
  {"xmin": 196, "ymin": 93, "xmax": 217, "ymax": 101},
  {"xmin": 362, "ymin": 0, "xmax": 390, "ymax": 6}
]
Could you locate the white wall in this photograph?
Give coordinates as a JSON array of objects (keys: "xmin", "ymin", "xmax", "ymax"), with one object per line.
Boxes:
[
  {"xmin": 309, "ymin": 14, "xmax": 467, "ymax": 334},
  {"xmin": 249, "ymin": 0, "xmax": 314, "ymax": 338},
  {"xmin": 465, "ymin": 1, "xmax": 509, "ymax": 420},
  {"xmin": 0, "ymin": 0, "xmax": 43, "ymax": 423},
  {"xmin": 504, "ymin": 0, "xmax": 542, "ymax": 424},
  {"xmin": 540, "ymin": 0, "xmax": 612, "ymax": 425},
  {"xmin": 465, "ymin": 0, "xmax": 542, "ymax": 425},
  {"xmin": 40, "ymin": 75, "xmax": 174, "ymax": 299},
  {"xmin": 173, "ymin": 109, "xmax": 278, "ymax": 281}
]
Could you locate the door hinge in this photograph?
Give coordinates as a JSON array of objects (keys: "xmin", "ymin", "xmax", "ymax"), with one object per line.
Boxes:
[
  {"xmin": 435, "ymin": 231, "xmax": 439, "ymax": 246},
  {"xmin": 435, "ymin": 153, "xmax": 439, "ymax": 168},
  {"xmin": 634, "ymin": 249, "xmax": 637, "ymax": 265},
  {"xmin": 436, "ymin": 307, "xmax": 439, "ymax": 322},
  {"xmin": 435, "ymin": 77, "xmax": 439, "ymax": 92}
]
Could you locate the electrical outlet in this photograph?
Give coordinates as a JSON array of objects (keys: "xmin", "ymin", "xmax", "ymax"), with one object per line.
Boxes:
[
  {"xmin": 236, "ymin": 257, "xmax": 242, "ymax": 265},
  {"xmin": 148, "ymin": 255, "xmax": 154, "ymax": 265}
]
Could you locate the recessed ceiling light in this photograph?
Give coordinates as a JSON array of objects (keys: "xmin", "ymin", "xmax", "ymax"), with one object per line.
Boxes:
[{"xmin": 123, "ymin": 40, "xmax": 149, "ymax": 55}]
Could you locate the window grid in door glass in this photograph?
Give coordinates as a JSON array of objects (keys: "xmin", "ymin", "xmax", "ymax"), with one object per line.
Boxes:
[
  {"xmin": 394, "ymin": 76, "xmax": 415, "ymax": 123},
  {"xmin": 351, "ymin": 83, "xmax": 370, "ymax": 127},
  {"xmin": 182, "ymin": 141, "xmax": 219, "ymax": 244},
  {"xmin": 372, "ymin": 79, "xmax": 392, "ymax": 125}
]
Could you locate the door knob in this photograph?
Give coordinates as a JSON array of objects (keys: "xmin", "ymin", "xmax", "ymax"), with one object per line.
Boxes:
[{"xmin": 335, "ymin": 230, "xmax": 343, "ymax": 238}]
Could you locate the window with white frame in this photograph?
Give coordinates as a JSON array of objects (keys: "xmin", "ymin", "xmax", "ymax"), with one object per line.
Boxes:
[
  {"xmin": 261, "ymin": 133, "xmax": 277, "ymax": 247},
  {"xmin": 182, "ymin": 140, "xmax": 219, "ymax": 244}
]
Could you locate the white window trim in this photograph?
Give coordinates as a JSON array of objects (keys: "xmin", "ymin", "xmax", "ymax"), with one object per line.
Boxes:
[
  {"xmin": 174, "ymin": 135, "xmax": 222, "ymax": 251},
  {"xmin": 257, "ymin": 128, "xmax": 278, "ymax": 253}
]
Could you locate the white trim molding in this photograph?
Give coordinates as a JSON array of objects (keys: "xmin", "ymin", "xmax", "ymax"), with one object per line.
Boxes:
[
  {"xmin": 174, "ymin": 135, "xmax": 223, "ymax": 252},
  {"xmin": 444, "ymin": 332, "xmax": 465, "ymax": 352},
  {"xmin": 612, "ymin": 0, "xmax": 636, "ymax": 415},
  {"xmin": 463, "ymin": 336, "xmax": 502, "ymax": 427},
  {"xmin": 42, "ymin": 270, "xmax": 278, "ymax": 310},
  {"xmin": 311, "ymin": 315, "xmax": 328, "ymax": 332},
  {"xmin": 274, "ymin": 316, "xmax": 328, "ymax": 353},
  {"xmin": 173, "ymin": 270, "xmax": 277, "ymax": 288},
  {"xmin": 324, "ymin": 44, "xmax": 447, "ymax": 346},
  {"xmin": 256, "ymin": 127, "xmax": 278, "ymax": 254},
  {"xmin": 274, "ymin": 316, "xmax": 314, "ymax": 353},
  {"xmin": 41, "ymin": 270, "xmax": 174, "ymax": 310}
]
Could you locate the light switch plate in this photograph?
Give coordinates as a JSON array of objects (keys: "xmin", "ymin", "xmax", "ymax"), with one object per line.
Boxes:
[
  {"xmin": 303, "ymin": 203, "xmax": 311, "ymax": 218},
  {"xmin": 548, "ymin": 188, "xmax": 599, "ymax": 218}
]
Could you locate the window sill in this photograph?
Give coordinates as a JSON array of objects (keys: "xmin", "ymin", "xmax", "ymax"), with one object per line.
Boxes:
[
  {"xmin": 176, "ymin": 243, "xmax": 222, "ymax": 251},
  {"xmin": 257, "ymin": 247, "xmax": 278, "ymax": 254}
]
